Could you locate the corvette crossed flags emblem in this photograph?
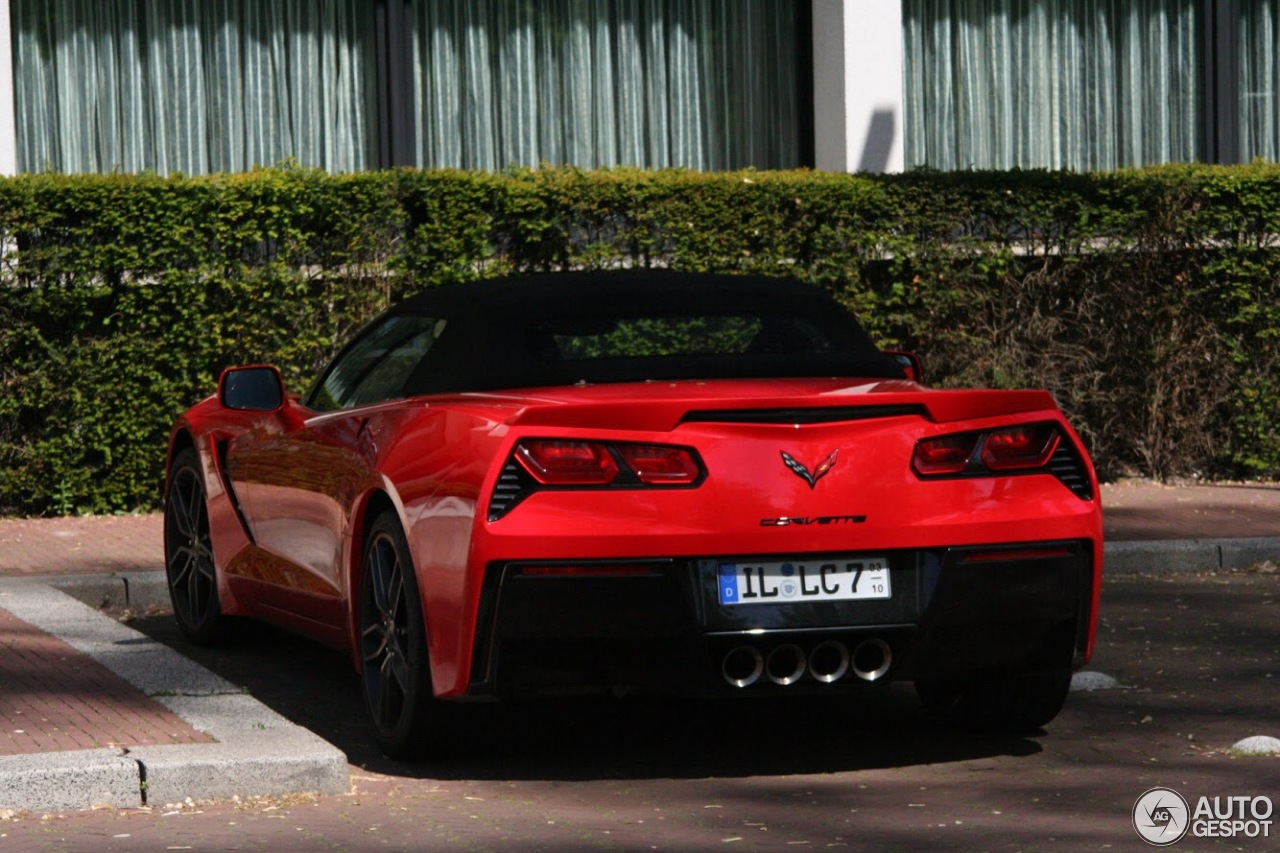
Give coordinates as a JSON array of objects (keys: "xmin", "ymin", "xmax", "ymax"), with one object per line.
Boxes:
[{"xmin": 780, "ymin": 450, "xmax": 839, "ymax": 489}]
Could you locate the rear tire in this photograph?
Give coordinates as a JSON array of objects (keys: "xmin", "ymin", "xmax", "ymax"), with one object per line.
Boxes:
[
  {"xmin": 163, "ymin": 447, "xmax": 224, "ymax": 645},
  {"xmin": 358, "ymin": 510, "xmax": 450, "ymax": 758},
  {"xmin": 916, "ymin": 667, "xmax": 1073, "ymax": 733}
]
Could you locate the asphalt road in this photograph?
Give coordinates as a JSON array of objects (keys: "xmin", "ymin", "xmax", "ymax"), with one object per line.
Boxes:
[{"xmin": 2, "ymin": 569, "xmax": 1277, "ymax": 852}]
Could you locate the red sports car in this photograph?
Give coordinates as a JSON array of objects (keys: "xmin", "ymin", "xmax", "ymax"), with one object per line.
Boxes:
[{"xmin": 164, "ymin": 271, "xmax": 1102, "ymax": 757}]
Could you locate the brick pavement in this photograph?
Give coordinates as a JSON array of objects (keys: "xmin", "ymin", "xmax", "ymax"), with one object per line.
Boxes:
[
  {"xmin": 0, "ymin": 606, "xmax": 213, "ymax": 757},
  {"xmin": 0, "ymin": 513, "xmax": 163, "ymax": 577}
]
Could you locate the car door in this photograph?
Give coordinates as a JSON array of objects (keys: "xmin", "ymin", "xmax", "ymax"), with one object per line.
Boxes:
[{"xmin": 223, "ymin": 312, "xmax": 447, "ymax": 633}]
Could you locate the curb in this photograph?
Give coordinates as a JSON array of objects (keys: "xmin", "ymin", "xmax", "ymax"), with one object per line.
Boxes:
[
  {"xmin": 0, "ymin": 578, "xmax": 349, "ymax": 813},
  {"xmin": 1103, "ymin": 537, "xmax": 1280, "ymax": 575}
]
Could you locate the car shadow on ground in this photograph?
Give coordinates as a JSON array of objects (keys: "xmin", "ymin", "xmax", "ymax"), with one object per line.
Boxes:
[{"xmin": 125, "ymin": 612, "xmax": 1044, "ymax": 783}]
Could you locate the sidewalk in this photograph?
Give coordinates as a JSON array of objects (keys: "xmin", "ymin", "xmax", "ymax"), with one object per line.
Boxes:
[{"xmin": 1, "ymin": 479, "xmax": 1278, "ymax": 813}]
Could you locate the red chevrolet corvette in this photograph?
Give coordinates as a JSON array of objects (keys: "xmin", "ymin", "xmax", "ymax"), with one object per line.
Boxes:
[{"xmin": 164, "ymin": 271, "xmax": 1102, "ymax": 757}]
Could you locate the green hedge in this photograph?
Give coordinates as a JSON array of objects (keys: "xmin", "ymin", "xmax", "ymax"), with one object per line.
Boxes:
[{"xmin": 1, "ymin": 164, "xmax": 1277, "ymax": 516}]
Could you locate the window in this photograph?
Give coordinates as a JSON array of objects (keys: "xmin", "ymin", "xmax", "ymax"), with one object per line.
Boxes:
[
  {"xmin": 10, "ymin": 0, "xmax": 808, "ymax": 176},
  {"xmin": 11, "ymin": 0, "xmax": 378, "ymax": 175},
  {"xmin": 542, "ymin": 314, "xmax": 835, "ymax": 361},
  {"xmin": 309, "ymin": 314, "xmax": 445, "ymax": 411},
  {"xmin": 407, "ymin": 0, "xmax": 805, "ymax": 171},
  {"xmin": 1241, "ymin": 0, "xmax": 1280, "ymax": 161},
  {"xmin": 904, "ymin": 0, "xmax": 1205, "ymax": 171}
]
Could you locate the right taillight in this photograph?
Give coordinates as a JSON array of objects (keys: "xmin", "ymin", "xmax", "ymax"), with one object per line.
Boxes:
[
  {"xmin": 913, "ymin": 423, "xmax": 1063, "ymax": 478},
  {"xmin": 980, "ymin": 424, "xmax": 1061, "ymax": 471}
]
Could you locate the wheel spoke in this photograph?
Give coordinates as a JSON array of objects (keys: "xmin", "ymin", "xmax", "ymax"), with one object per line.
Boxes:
[
  {"xmin": 168, "ymin": 545, "xmax": 195, "ymax": 588},
  {"xmin": 361, "ymin": 623, "xmax": 388, "ymax": 665},
  {"xmin": 377, "ymin": 655, "xmax": 399, "ymax": 725},
  {"xmin": 169, "ymin": 476, "xmax": 194, "ymax": 540},
  {"xmin": 183, "ymin": 473, "xmax": 204, "ymax": 536},
  {"xmin": 385, "ymin": 646, "xmax": 410, "ymax": 693},
  {"xmin": 386, "ymin": 561, "xmax": 403, "ymax": 622},
  {"xmin": 186, "ymin": 559, "xmax": 206, "ymax": 619},
  {"xmin": 188, "ymin": 480, "xmax": 206, "ymax": 536}
]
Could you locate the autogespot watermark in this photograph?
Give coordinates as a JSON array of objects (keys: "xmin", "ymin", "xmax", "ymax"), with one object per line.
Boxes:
[{"xmin": 1133, "ymin": 787, "xmax": 1274, "ymax": 846}]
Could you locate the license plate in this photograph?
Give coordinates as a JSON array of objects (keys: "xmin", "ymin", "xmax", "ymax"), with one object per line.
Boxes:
[{"xmin": 717, "ymin": 558, "xmax": 891, "ymax": 605}]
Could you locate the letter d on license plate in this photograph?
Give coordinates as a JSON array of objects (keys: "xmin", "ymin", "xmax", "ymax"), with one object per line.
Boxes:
[{"xmin": 718, "ymin": 558, "xmax": 890, "ymax": 605}]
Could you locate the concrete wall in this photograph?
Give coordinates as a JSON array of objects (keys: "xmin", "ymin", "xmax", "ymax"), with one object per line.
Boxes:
[
  {"xmin": 812, "ymin": 0, "xmax": 905, "ymax": 174},
  {"xmin": 0, "ymin": 0, "xmax": 15, "ymax": 176}
]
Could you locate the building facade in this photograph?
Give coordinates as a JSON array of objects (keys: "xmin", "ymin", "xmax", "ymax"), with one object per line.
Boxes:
[{"xmin": 0, "ymin": 0, "xmax": 1268, "ymax": 177}]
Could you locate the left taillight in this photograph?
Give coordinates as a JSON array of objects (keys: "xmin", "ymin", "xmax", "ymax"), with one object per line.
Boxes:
[
  {"xmin": 514, "ymin": 439, "xmax": 702, "ymax": 487},
  {"xmin": 616, "ymin": 444, "xmax": 702, "ymax": 485},
  {"xmin": 515, "ymin": 441, "xmax": 619, "ymax": 485},
  {"xmin": 912, "ymin": 422, "xmax": 1064, "ymax": 478},
  {"xmin": 492, "ymin": 439, "xmax": 705, "ymax": 521}
]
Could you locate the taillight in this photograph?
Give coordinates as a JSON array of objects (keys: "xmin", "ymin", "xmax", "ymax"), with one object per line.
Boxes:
[
  {"xmin": 912, "ymin": 434, "xmax": 979, "ymax": 475},
  {"xmin": 515, "ymin": 441, "xmax": 619, "ymax": 485},
  {"xmin": 981, "ymin": 424, "xmax": 1060, "ymax": 471},
  {"xmin": 511, "ymin": 440, "xmax": 704, "ymax": 487},
  {"xmin": 913, "ymin": 423, "xmax": 1064, "ymax": 478},
  {"xmin": 616, "ymin": 445, "xmax": 701, "ymax": 485},
  {"xmin": 493, "ymin": 441, "xmax": 704, "ymax": 521}
]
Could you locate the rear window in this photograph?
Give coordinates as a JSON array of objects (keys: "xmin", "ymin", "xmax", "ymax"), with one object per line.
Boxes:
[{"xmin": 536, "ymin": 313, "xmax": 834, "ymax": 361}]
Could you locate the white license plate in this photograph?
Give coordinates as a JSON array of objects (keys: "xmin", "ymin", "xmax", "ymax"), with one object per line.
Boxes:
[{"xmin": 717, "ymin": 558, "xmax": 891, "ymax": 606}]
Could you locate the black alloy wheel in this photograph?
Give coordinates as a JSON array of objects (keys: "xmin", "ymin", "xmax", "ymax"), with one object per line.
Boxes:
[
  {"xmin": 163, "ymin": 447, "xmax": 223, "ymax": 644},
  {"xmin": 359, "ymin": 511, "xmax": 441, "ymax": 758}
]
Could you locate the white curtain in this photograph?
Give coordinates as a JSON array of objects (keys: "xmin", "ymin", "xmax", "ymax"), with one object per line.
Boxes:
[
  {"xmin": 904, "ymin": 0, "xmax": 1203, "ymax": 171},
  {"xmin": 12, "ymin": 0, "xmax": 376, "ymax": 175},
  {"xmin": 409, "ymin": 0, "xmax": 802, "ymax": 171},
  {"xmin": 1241, "ymin": 0, "xmax": 1280, "ymax": 162}
]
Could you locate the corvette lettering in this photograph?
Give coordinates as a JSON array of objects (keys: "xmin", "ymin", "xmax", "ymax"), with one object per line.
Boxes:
[{"xmin": 760, "ymin": 515, "xmax": 867, "ymax": 526}]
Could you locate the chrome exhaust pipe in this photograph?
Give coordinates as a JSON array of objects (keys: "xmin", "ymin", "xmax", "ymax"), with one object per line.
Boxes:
[
  {"xmin": 808, "ymin": 640, "xmax": 850, "ymax": 683},
  {"xmin": 765, "ymin": 644, "xmax": 807, "ymax": 686},
  {"xmin": 722, "ymin": 645, "xmax": 764, "ymax": 688},
  {"xmin": 851, "ymin": 638, "xmax": 892, "ymax": 682}
]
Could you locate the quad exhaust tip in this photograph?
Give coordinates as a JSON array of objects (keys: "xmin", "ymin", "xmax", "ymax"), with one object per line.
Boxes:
[
  {"xmin": 851, "ymin": 637, "xmax": 892, "ymax": 682},
  {"xmin": 808, "ymin": 640, "xmax": 850, "ymax": 683},
  {"xmin": 765, "ymin": 644, "xmax": 807, "ymax": 686},
  {"xmin": 721, "ymin": 645, "xmax": 765, "ymax": 688},
  {"xmin": 720, "ymin": 638, "xmax": 892, "ymax": 687}
]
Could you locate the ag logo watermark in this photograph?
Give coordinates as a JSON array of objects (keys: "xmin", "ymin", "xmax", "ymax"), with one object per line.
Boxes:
[
  {"xmin": 1133, "ymin": 788, "xmax": 1189, "ymax": 845},
  {"xmin": 1133, "ymin": 787, "xmax": 1274, "ymax": 845}
]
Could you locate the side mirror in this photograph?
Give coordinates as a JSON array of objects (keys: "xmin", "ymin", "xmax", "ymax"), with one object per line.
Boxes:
[
  {"xmin": 883, "ymin": 351, "xmax": 924, "ymax": 384},
  {"xmin": 219, "ymin": 366, "xmax": 285, "ymax": 412}
]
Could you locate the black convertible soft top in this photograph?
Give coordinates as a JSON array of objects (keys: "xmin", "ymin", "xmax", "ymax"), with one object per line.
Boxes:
[{"xmin": 324, "ymin": 270, "xmax": 904, "ymax": 398}]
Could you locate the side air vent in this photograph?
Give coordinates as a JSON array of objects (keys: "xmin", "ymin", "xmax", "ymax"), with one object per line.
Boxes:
[
  {"xmin": 1047, "ymin": 441, "xmax": 1093, "ymax": 500},
  {"xmin": 487, "ymin": 461, "xmax": 533, "ymax": 521},
  {"xmin": 681, "ymin": 405, "xmax": 928, "ymax": 426}
]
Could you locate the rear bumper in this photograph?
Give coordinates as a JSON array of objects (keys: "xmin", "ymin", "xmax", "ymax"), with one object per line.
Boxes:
[{"xmin": 465, "ymin": 539, "xmax": 1095, "ymax": 699}]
